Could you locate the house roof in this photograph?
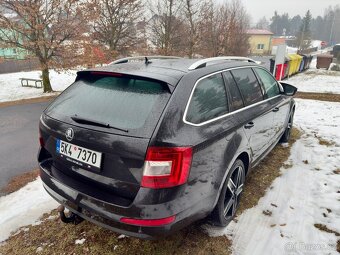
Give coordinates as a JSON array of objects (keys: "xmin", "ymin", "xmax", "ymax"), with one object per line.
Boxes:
[{"xmin": 246, "ymin": 29, "xmax": 274, "ymax": 35}]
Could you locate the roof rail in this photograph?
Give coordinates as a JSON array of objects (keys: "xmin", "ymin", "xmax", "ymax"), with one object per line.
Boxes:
[
  {"xmin": 188, "ymin": 56, "xmax": 258, "ymax": 70},
  {"xmin": 110, "ymin": 56, "xmax": 182, "ymax": 65}
]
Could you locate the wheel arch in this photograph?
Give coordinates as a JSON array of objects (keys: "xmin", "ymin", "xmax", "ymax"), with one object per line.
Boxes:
[{"xmin": 211, "ymin": 151, "xmax": 251, "ymax": 210}]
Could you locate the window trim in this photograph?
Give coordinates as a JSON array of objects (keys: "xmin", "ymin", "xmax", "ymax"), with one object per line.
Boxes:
[
  {"xmin": 230, "ymin": 68, "xmax": 265, "ymax": 106},
  {"xmin": 183, "ymin": 66, "xmax": 281, "ymax": 127},
  {"xmin": 252, "ymin": 67, "xmax": 283, "ymax": 98},
  {"xmin": 222, "ymin": 71, "xmax": 245, "ymax": 111},
  {"xmin": 185, "ymin": 73, "xmax": 229, "ymax": 125}
]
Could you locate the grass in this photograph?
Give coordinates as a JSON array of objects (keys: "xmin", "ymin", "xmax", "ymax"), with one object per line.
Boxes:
[
  {"xmin": 237, "ymin": 128, "xmax": 301, "ymax": 215},
  {"xmin": 0, "ymin": 129, "xmax": 301, "ymax": 255},
  {"xmin": 0, "ymin": 169, "xmax": 39, "ymax": 196},
  {"xmin": 295, "ymin": 92, "xmax": 340, "ymax": 103},
  {"xmin": 314, "ymin": 224, "xmax": 340, "ymax": 253}
]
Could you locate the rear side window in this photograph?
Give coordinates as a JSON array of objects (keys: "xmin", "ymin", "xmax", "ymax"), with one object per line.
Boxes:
[
  {"xmin": 45, "ymin": 73, "xmax": 170, "ymax": 136},
  {"xmin": 231, "ymin": 68, "xmax": 263, "ymax": 106},
  {"xmin": 223, "ymin": 71, "xmax": 244, "ymax": 111},
  {"xmin": 186, "ymin": 73, "xmax": 228, "ymax": 124},
  {"xmin": 253, "ymin": 68, "xmax": 280, "ymax": 98}
]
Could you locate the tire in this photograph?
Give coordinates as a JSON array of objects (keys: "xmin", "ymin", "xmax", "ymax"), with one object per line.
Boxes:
[
  {"xmin": 211, "ymin": 159, "xmax": 245, "ymax": 227},
  {"xmin": 280, "ymin": 110, "xmax": 294, "ymax": 143}
]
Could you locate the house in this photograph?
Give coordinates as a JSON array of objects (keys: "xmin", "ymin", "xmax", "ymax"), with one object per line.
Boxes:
[
  {"xmin": 0, "ymin": 28, "xmax": 30, "ymax": 60},
  {"xmin": 247, "ymin": 29, "xmax": 274, "ymax": 55},
  {"xmin": 0, "ymin": 46, "xmax": 29, "ymax": 60}
]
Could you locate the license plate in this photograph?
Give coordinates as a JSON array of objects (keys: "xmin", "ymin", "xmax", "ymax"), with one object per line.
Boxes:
[{"xmin": 56, "ymin": 139, "xmax": 102, "ymax": 169}]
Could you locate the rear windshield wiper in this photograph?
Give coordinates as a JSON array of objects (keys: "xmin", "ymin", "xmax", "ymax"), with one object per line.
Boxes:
[{"xmin": 71, "ymin": 115, "xmax": 128, "ymax": 133}]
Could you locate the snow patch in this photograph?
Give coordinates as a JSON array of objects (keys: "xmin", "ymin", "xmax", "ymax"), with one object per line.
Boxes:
[
  {"xmin": 0, "ymin": 177, "xmax": 58, "ymax": 243},
  {"xmin": 205, "ymin": 99, "xmax": 340, "ymax": 255},
  {"xmin": 0, "ymin": 69, "xmax": 77, "ymax": 103},
  {"xmin": 287, "ymin": 69, "xmax": 340, "ymax": 94},
  {"xmin": 75, "ymin": 238, "xmax": 86, "ymax": 245}
]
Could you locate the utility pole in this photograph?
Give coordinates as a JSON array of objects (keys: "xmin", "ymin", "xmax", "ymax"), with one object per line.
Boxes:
[
  {"xmin": 299, "ymin": 21, "xmax": 306, "ymax": 51},
  {"xmin": 329, "ymin": 12, "xmax": 335, "ymax": 45}
]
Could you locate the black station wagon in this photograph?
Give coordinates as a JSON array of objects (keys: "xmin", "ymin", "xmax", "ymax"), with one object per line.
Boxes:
[{"xmin": 38, "ymin": 56, "xmax": 297, "ymax": 239}]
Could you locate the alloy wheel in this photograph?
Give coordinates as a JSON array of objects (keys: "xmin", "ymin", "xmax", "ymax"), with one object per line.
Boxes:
[{"xmin": 223, "ymin": 165, "xmax": 245, "ymax": 221}]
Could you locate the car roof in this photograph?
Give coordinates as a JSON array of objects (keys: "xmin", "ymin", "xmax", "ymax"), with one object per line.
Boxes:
[{"xmin": 79, "ymin": 58, "xmax": 258, "ymax": 87}]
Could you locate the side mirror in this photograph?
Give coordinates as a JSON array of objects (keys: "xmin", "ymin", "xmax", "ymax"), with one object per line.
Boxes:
[{"xmin": 280, "ymin": 82, "xmax": 297, "ymax": 96}]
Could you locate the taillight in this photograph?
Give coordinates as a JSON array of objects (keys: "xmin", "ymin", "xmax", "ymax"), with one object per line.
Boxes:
[
  {"xmin": 141, "ymin": 147, "xmax": 193, "ymax": 189},
  {"xmin": 39, "ymin": 129, "xmax": 44, "ymax": 147},
  {"xmin": 120, "ymin": 215, "xmax": 176, "ymax": 226}
]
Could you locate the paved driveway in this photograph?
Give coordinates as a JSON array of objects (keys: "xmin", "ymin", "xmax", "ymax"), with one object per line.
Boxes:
[{"xmin": 0, "ymin": 101, "xmax": 50, "ymax": 192}]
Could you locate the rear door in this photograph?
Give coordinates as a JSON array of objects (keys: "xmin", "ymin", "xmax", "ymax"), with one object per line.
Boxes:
[
  {"xmin": 40, "ymin": 72, "xmax": 171, "ymax": 204},
  {"xmin": 253, "ymin": 67, "xmax": 290, "ymax": 140},
  {"xmin": 229, "ymin": 68, "xmax": 276, "ymax": 161}
]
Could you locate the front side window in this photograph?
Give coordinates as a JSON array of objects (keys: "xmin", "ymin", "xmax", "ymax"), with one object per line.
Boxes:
[
  {"xmin": 186, "ymin": 73, "xmax": 228, "ymax": 124},
  {"xmin": 254, "ymin": 68, "xmax": 280, "ymax": 98},
  {"xmin": 231, "ymin": 68, "xmax": 263, "ymax": 106}
]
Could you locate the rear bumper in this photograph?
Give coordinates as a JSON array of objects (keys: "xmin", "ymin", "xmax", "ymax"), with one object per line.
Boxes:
[{"xmin": 39, "ymin": 159, "xmax": 212, "ymax": 239}]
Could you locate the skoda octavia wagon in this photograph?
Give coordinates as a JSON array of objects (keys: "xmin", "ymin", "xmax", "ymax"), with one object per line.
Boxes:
[{"xmin": 38, "ymin": 56, "xmax": 297, "ymax": 239}]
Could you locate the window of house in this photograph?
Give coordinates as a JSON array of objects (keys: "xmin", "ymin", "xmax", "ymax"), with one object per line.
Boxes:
[{"xmin": 257, "ymin": 44, "xmax": 265, "ymax": 50}]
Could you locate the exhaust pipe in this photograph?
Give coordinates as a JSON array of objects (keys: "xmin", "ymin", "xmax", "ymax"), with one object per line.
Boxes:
[{"xmin": 57, "ymin": 205, "xmax": 84, "ymax": 225}]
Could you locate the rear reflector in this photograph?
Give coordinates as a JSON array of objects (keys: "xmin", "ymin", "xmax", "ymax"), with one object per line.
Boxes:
[
  {"xmin": 141, "ymin": 147, "xmax": 193, "ymax": 189},
  {"xmin": 39, "ymin": 137, "xmax": 44, "ymax": 147},
  {"xmin": 120, "ymin": 215, "xmax": 176, "ymax": 227},
  {"xmin": 39, "ymin": 129, "xmax": 44, "ymax": 147}
]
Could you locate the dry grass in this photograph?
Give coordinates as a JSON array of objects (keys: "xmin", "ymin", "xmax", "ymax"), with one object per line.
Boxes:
[
  {"xmin": 0, "ymin": 95, "xmax": 57, "ymax": 108},
  {"xmin": 0, "ymin": 214, "xmax": 231, "ymax": 255},
  {"xmin": 237, "ymin": 128, "xmax": 301, "ymax": 215},
  {"xmin": 314, "ymin": 224, "xmax": 340, "ymax": 253},
  {"xmin": 317, "ymin": 138, "xmax": 336, "ymax": 147},
  {"xmin": 0, "ymin": 169, "xmax": 39, "ymax": 195},
  {"xmin": 295, "ymin": 92, "xmax": 340, "ymax": 103},
  {"xmin": 0, "ymin": 129, "xmax": 302, "ymax": 255}
]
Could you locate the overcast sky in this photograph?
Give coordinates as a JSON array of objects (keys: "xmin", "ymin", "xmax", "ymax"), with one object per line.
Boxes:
[{"xmin": 240, "ymin": 0, "xmax": 339, "ymax": 24}]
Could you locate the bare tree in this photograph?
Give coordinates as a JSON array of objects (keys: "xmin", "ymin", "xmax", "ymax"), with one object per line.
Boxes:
[
  {"xmin": 148, "ymin": 0, "xmax": 186, "ymax": 55},
  {"xmin": 197, "ymin": 0, "xmax": 250, "ymax": 57},
  {"xmin": 256, "ymin": 16, "xmax": 270, "ymax": 30},
  {"xmin": 196, "ymin": 0, "xmax": 219, "ymax": 56},
  {"xmin": 0, "ymin": 0, "xmax": 86, "ymax": 92},
  {"xmin": 89, "ymin": 0, "xmax": 142, "ymax": 55},
  {"xmin": 222, "ymin": 0, "xmax": 250, "ymax": 56},
  {"xmin": 183, "ymin": 0, "xmax": 200, "ymax": 58}
]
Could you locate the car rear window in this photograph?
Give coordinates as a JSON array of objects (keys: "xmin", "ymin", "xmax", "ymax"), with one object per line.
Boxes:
[{"xmin": 45, "ymin": 73, "xmax": 171, "ymax": 137}]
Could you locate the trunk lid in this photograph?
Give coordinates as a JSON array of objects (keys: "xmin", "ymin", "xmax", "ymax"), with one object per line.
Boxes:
[{"xmin": 39, "ymin": 72, "xmax": 171, "ymax": 204}]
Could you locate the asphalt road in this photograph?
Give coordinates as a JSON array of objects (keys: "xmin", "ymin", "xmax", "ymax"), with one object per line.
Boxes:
[{"xmin": 0, "ymin": 101, "xmax": 50, "ymax": 192}]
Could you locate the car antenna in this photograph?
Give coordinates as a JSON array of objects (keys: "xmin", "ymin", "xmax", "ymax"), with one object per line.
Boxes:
[{"xmin": 145, "ymin": 57, "xmax": 152, "ymax": 65}]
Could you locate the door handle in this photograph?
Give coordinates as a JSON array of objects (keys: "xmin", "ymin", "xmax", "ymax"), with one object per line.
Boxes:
[
  {"xmin": 244, "ymin": 122, "xmax": 254, "ymax": 129},
  {"xmin": 272, "ymin": 107, "xmax": 279, "ymax": 112}
]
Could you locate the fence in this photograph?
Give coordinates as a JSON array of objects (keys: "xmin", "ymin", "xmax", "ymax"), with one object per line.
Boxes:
[{"xmin": 0, "ymin": 58, "xmax": 40, "ymax": 74}]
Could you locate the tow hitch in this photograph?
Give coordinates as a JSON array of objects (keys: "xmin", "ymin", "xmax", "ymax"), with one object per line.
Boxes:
[{"xmin": 57, "ymin": 205, "xmax": 84, "ymax": 225}]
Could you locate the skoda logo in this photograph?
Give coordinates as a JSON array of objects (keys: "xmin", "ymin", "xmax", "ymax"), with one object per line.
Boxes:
[{"xmin": 65, "ymin": 128, "xmax": 74, "ymax": 141}]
